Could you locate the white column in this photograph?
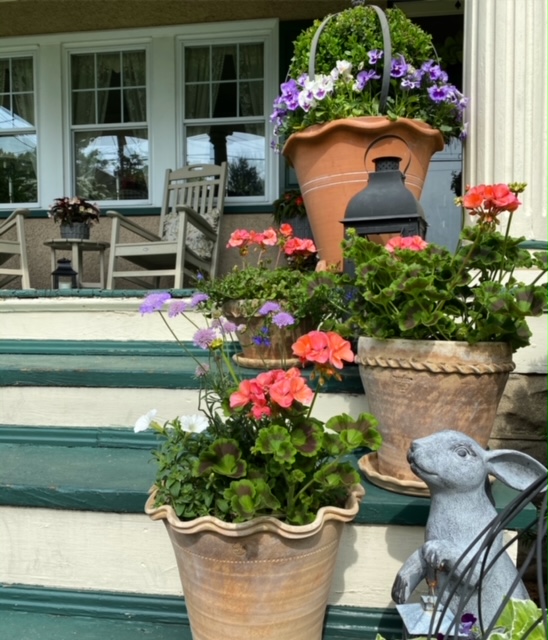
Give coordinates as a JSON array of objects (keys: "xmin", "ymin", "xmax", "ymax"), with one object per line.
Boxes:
[{"xmin": 462, "ymin": 0, "xmax": 547, "ymax": 240}]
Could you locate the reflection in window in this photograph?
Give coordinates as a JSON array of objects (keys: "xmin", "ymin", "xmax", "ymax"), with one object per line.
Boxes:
[
  {"xmin": 0, "ymin": 56, "xmax": 37, "ymax": 204},
  {"xmin": 183, "ymin": 43, "xmax": 266, "ymax": 199},
  {"xmin": 71, "ymin": 50, "xmax": 148, "ymax": 201}
]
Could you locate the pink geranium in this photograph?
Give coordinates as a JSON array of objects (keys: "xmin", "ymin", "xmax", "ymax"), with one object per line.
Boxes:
[
  {"xmin": 292, "ymin": 330, "xmax": 354, "ymax": 371},
  {"xmin": 462, "ymin": 183, "xmax": 521, "ymax": 223},
  {"xmin": 227, "ymin": 229, "xmax": 251, "ymax": 248},
  {"xmin": 385, "ymin": 235, "xmax": 428, "ymax": 253},
  {"xmin": 284, "ymin": 237, "xmax": 317, "ymax": 256}
]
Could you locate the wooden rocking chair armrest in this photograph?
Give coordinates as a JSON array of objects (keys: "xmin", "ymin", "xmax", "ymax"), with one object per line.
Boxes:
[
  {"xmin": 106, "ymin": 210, "xmax": 162, "ymax": 241},
  {"xmin": 175, "ymin": 205, "xmax": 217, "ymax": 240}
]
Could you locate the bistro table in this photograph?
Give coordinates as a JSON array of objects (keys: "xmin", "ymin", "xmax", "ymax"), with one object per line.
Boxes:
[{"xmin": 44, "ymin": 238, "xmax": 110, "ymax": 288}]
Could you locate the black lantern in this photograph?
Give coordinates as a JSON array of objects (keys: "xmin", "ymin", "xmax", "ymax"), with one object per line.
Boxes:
[
  {"xmin": 52, "ymin": 258, "xmax": 78, "ymax": 290},
  {"xmin": 342, "ymin": 157, "xmax": 427, "ymax": 244}
]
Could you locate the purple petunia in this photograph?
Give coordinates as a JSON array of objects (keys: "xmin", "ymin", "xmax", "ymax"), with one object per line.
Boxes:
[
  {"xmin": 354, "ymin": 69, "xmax": 380, "ymax": 91},
  {"xmin": 428, "ymin": 84, "xmax": 452, "ymax": 103},
  {"xmin": 193, "ymin": 328, "xmax": 217, "ymax": 350},
  {"xmin": 272, "ymin": 312, "xmax": 295, "ymax": 328},
  {"xmin": 140, "ymin": 292, "xmax": 171, "ymax": 314},
  {"xmin": 390, "ymin": 55, "xmax": 408, "ymax": 79},
  {"xmin": 368, "ymin": 49, "xmax": 383, "ymax": 65}
]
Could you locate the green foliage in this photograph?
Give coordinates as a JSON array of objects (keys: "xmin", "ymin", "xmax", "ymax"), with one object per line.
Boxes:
[
  {"xmin": 489, "ymin": 599, "xmax": 545, "ymax": 640},
  {"xmin": 342, "ymin": 222, "xmax": 547, "ymax": 352}
]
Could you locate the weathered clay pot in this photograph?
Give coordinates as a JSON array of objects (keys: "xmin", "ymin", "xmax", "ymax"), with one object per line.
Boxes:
[
  {"xmin": 145, "ymin": 484, "xmax": 365, "ymax": 640},
  {"xmin": 355, "ymin": 338, "xmax": 515, "ymax": 495},
  {"xmin": 282, "ymin": 117, "xmax": 444, "ymax": 267},
  {"xmin": 223, "ymin": 300, "xmax": 313, "ymax": 369}
]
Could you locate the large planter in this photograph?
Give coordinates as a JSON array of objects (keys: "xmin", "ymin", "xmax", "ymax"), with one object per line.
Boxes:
[
  {"xmin": 355, "ymin": 338, "xmax": 515, "ymax": 496},
  {"xmin": 282, "ymin": 117, "xmax": 444, "ymax": 266},
  {"xmin": 60, "ymin": 222, "xmax": 90, "ymax": 239},
  {"xmin": 223, "ymin": 300, "xmax": 313, "ymax": 369},
  {"xmin": 145, "ymin": 484, "xmax": 365, "ymax": 640}
]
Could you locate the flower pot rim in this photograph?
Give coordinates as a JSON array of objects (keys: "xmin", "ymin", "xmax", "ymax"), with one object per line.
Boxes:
[
  {"xmin": 283, "ymin": 116, "xmax": 444, "ymax": 156},
  {"xmin": 145, "ymin": 484, "xmax": 365, "ymax": 539}
]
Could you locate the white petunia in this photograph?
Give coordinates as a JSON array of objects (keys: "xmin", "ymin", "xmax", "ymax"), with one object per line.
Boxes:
[
  {"xmin": 179, "ymin": 414, "xmax": 210, "ymax": 434},
  {"xmin": 134, "ymin": 409, "xmax": 157, "ymax": 433}
]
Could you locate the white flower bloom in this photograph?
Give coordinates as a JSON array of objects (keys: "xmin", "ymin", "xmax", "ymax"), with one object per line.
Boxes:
[
  {"xmin": 179, "ymin": 414, "xmax": 210, "ymax": 434},
  {"xmin": 336, "ymin": 60, "xmax": 353, "ymax": 79},
  {"xmin": 134, "ymin": 409, "xmax": 157, "ymax": 433}
]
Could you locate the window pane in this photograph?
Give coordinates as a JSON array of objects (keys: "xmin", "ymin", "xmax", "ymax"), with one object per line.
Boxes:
[
  {"xmin": 122, "ymin": 51, "xmax": 145, "ymax": 87},
  {"xmin": 11, "ymin": 58, "xmax": 33, "ymax": 92},
  {"xmin": 74, "ymin": 128, "xmax": 148, "ymax": 200},
  {"xmin": 12, "ymin": 93, "xmax": 34, "ymax": 126},
  {"xmin": 239, "ymin": 44, "xmax": 263, "ymax": 79},
  {"xmin": 240, "ymin": 81, "xmax": 263, "ymax": 117},
  {"xmin": 185, "ymin": 84, "xmax": 209, "ymax": 119},
  {"xmin": 72, "ymin": 91, "xmax": 96, "ymax": 125},
  {"xmin": 0, "ymin": 60, "xmax": 10, "ymax": 92},
  {"xmin": 212, "ymin": 46, "xmax": 237, "ymax": 82},
  {"xmin": 185, "ymin": 47, "xmax": 209, "ymax": 83},
  {"xmin": 0, "ymin": 136, "xmax": 37, "ymax": 203},
  {"xmin": 71, "ymin": 54, "xmax": 95, "ymax": 90},
  {"xmin": 186, "ymin": 123, "xmax": 265, "ymax": 197},
  {"xmin": 97, "ymin": 52, "xmax": 121, "ymax": 88},
  {"xmin": 212, "ymin": 82, "xmax": 237, "ymax": 118},
  {"xmin": 97, "ymin": 89, "xmax": 121, "ymax": 123},
  {"xmin": 123, "ymin": 88, "xmax": 146, "ymax": 123}
]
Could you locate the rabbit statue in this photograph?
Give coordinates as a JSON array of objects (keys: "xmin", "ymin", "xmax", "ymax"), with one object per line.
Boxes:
[{"xmin": 391, "ymin": 430, "xmax": 546, "ymax": 629}]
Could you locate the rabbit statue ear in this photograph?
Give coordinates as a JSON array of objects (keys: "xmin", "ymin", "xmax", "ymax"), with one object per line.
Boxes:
[{"xmin": 485, "ymin": 449, "xmax": 547, "ymax": 492}]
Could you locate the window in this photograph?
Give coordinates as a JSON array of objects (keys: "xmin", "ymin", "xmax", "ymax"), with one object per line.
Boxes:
[
  {"xmin": 0, "ymin": 56, "xmax": 37, "ymax": 204},
  {"xmin": 70, "ymin": 49, "xmax": 148, "ymax": 201},
  {"xmin": 183, "ymin": 43, "xmax": 267, "ymax": 199}
]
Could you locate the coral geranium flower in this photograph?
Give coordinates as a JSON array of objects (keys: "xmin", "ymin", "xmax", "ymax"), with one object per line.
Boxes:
[
  {"xmin": 292, "ymin": 331, "xmax": 330, "ymax": 365},
  {"xmin": 325, "ymin": 332, "xmax": 354, "ymax": 369}
]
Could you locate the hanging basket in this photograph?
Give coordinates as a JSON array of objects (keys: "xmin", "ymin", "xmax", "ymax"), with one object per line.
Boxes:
[{"xmin": 282, "ymin": 8, "xmax": 444, "ymax": 266}]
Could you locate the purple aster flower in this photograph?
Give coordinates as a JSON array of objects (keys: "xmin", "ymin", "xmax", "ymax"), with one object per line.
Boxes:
[
  {"xmin": 190, "ymin": 292, "xmax": 209, "ymax": 307},
  {"xmin": 428, "ymin": 84, "xmax": 452, "ymax": 103},
  {"xmin": 272, "ymin": 312, "xmax": 295, "ymax": 328},
  {"xmin": 193, "ymin": 328, "xmax": 217, "ymax": 350},
  {"xmin": 167, "ymin": 300, "xmax": 192, "ymax": 317},
  {"xmin": 390, "ymin": 55, "xmax": 408, "ymax": 79},
  {"xmin": 368, "ymin": 49, "xmax": 383, "ymax": 65},
  {"xmin": 140, "ymin": 292, "xmax": 171, "ymax": 314},
  {"xmin": 221, "ymin": 319, "xmax": 238, "ymax": 333},
  {"xmin": 258, "ymin": 301, "xmax": 281, "ymax": 316}
]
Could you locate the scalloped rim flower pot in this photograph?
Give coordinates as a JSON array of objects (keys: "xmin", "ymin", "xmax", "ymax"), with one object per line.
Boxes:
[
  {"xmin": 145, "ymin": 484, "xmax": 365, "ymax": 640},
  {"xmin": 282, "ymin": 116, "xmax": 444, "ymax": 267}
]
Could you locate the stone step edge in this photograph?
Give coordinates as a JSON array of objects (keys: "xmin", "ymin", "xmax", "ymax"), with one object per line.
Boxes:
[
  {"xmin": 0, "ymin": 583, "xmax": 404, "ymax": 638},
  {"xmin": 0, "ymin": 436, "xmax": 536, "ymax": 528},
  {"xmin": 0, "ymin": 340, "xmax": 364, "ymax": 393}
]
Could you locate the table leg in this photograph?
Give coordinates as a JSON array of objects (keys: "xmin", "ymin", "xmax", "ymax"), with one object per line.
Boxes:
[
  {"xmin": 50, "ymin": 247, "xmax": 57, "ymax": 288},
  {"xmin": 71, "ymin": 244, "xmax": 81, "ymax": 288}
]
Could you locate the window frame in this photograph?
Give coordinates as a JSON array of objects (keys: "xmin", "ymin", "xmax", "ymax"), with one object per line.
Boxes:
[{"xmin": 0, "ymin": 50, "xmax": 38, "ymax": 207}]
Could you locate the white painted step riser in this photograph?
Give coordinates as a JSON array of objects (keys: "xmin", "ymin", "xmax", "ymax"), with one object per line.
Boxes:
[
  {"xmin": 0, "ymin": 297, "xmax": 546, "ymax": 373},
  {"xmin": 0, "ymin": 387, "xmax": 370, "ymax": 429},
  {"xmin": 0, "ymin": 505, "xmax": 428, "ymax": 609}
]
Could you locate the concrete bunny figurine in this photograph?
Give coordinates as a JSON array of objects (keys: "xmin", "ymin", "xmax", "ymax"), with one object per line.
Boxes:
[{"xmin": 391, "ymin": 430, "xmax": 546, "ymax": 628}]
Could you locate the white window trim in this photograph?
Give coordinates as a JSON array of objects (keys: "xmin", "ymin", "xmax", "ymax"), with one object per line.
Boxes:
[{"xmin": 0, "ymin": 18, "xmax": 279, "ymax": 210}]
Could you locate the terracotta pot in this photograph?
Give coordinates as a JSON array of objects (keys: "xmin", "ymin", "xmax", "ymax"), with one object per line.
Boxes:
[
  {"xmin": 145, "ymin": 484, "xmax": 364, "ymax": 640},
  {"xmin": 355, "ymin": 338, "xmax": 515, "ymax": 496},
  {"xmin": 282, "ymin": 117, "xmax": 444, "ymax": 267},
  {"xmin": 223, "ymin": 300, "xmax": 313, "ymax": 369}
]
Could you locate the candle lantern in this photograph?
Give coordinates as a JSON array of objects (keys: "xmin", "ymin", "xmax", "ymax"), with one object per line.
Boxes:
[{"xmin": 52, "ymin": 257, "xmax": 78, "ymax": 290}]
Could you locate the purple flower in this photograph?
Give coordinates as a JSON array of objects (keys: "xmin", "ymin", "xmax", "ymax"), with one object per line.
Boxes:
[
  {"xmin": 193, "ymin": 328, "xmax": 217, "ymax": 349},
  {"xmin": 195, "ymin": 363, "xmax": 210, "ymax": 377},
  {"xmin": 258, "ymin": 301, "xmax": 281, "ymax": 316},
  {"xmin": 459, "ymin": 613, "xmax": 477, "ymax": 637},
  {"xmin": 368, "ymin": 49, "xmax": 383, "ymax": 65},
  {"xmin": 390, "ymin": 55, "xmax": 408, "ymax": 79},
  {"xmin": 168, "ymin": 300, "xmax": 191, "ymax": 317},
  {"xmin": 221, "ymin": 319, "xmax": 238, "ymax": 333},
  {"xmin": 190, "ymin": 292, "xmax": 209, "ymax": 307},
  {"xmin": 354, "ymin": 69, "xmax": 380, "ymax": 91},
  {"xmin": 428, "ymin": 84, "xmax": 452, "ymax": 103},
  {"xmin": 252, "ymin": 326, "xmax": 271, "ymax": 347},
  {"xmin": 272, "ymin": 312, "xmax": 295, "ymax": 328},
  {"xmin": 140, "ymin": 292, "xmax": 171, "ymax": 314}
]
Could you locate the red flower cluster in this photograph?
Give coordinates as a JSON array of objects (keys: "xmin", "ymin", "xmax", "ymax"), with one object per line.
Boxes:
[
  {"xmin": 461, "ymin": 183, "xmax": 522, "ymax": 224},
  {"xmin": 385, "ymin": 236, "xmax": 428, "ymax": 253},
  {"xmin": 227, "ymin": 225, "xmax": 317, "ymax": 260},
  {"xmin": 229, "ymin": 330, "xmax": 354, "ymax": 418}
]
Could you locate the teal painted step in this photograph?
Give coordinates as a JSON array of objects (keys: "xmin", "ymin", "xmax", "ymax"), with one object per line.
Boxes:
[
  {"xmin": 0, "ymin": 340, "xmax": 364, "ymax": 392},
  {"xmin": 0, "ymin": 428, "xmax": 536, "ymax": 527},
  {"xmin": 0, "ymin": 584, "xmax": 404, "ymax": 640}
]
